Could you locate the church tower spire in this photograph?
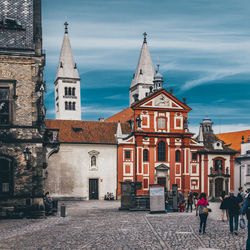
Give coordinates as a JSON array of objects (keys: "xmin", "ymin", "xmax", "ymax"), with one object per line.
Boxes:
[
  {"xmin": 129, "ymin": 32, "xmax": 155, "ymax": 106},
  {"xmin": 54, "ymin": 22, "xmax": 82, "ymax": 120}
]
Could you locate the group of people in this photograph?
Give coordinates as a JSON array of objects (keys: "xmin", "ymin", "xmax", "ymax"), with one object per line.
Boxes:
[{"xmin": 176, "ymin": 188, "xmax": 250, "ymax": 238}]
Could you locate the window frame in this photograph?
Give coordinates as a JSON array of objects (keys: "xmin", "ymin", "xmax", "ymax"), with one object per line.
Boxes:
[
  {"xmin": 0, "ymin": 80, "xmax": 16, "ymax": 126},
  {"xmin": 157, "ymin": 141, "xmax": 166, "ymax": 162},
  {"xmin": 175, "ymin": 150, "xmax": 181, "ymax": 162},
  {"xmin": 143, "ymin": 149, "xmax": 149, "ymax": 162},
  {"xmin": 125, "ymin": 150, "xmax": 131, "ymax": 160},
  {"xmin": 0, "ymin": 157, "xmax": 13, "ymax": 197},
  {"xmin": 157, "ymin": 117, "xmax": 166, "ymax": 130}
]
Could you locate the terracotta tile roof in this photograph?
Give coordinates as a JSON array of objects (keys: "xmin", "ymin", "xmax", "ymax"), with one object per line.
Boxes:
[
  {"xmin": 216, "ymin": 130, "xmax": 250, "ymax": 154},
  {"xmin": 105, "ymin": 107, "xmax": 133, "ymax": 122},
  {"xmin": 45, "ymin": 119, "xmax": 132, "ymax": 144}
]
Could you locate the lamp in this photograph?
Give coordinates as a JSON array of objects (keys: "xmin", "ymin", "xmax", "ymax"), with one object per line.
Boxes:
[{"xmin": 24, "ymin": 147, "xmax": 31, "ymax": 168}]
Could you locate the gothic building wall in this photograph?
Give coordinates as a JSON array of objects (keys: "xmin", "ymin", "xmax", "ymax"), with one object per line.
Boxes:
[{"xmin": 0, "ymin": 0, "xmax": 46, "ymax": 216}]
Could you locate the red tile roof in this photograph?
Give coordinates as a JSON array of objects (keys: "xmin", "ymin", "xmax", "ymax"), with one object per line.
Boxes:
[
  {"xmin": 45, "ymin": 119, "xmax": 131, "ymax": 144},
  {"xmin": 216, "ymin": 130, "xmax": 250, "ymax": 154},
  {"xmin": 105, "ymin": 107, "xmax": 133, "ymax": 122}
]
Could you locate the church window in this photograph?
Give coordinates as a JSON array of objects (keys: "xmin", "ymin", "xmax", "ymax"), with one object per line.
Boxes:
[
  {"xmin": 175, "ymin": 150, "xmax": 181, "ymax": 162},
  {"xmin": 192, "ymin": 152, "xmax": 197, "ymax": 161},
  {"xmin": 125, "ymin": 150, "xmax": 131, "ymax": 159},
  {"xmin": 214, "ymin": 159, "xmax": 223, "ymax": 172},
  {"xmin": 143, "ymin": 149, "xmax": 149, "ymax": 161},
  {"xmin": 73, "ymin": 102, "xmax": 76, "ymax": 110},
  {"xmin": 68, "ymin": 102, "xmax": 72, "ymax": 110},
  {"xmin": 91, "ymin": 156, "xmax": 96, "ymax": 166},
  {"xmin": 72, "ymin": 88, "xmax": 75, "ymax": 96},
  {"xmin": 65, "ymin": 87, "xmax": 68, "ymax": 96},
  {"xmin": 0, "ymin": 158, "xmax": 12, "ymax": 196},
  {"xmin": 65, "ymin": 102, "xmax": 68, "ymax": 110},
  {"xmin": 158, "ymin": 141, "xmax": 166, "ymax": 162},
  {"xmin": 68, "ymin": 87, "xmax": 71, "ymax": 96},
  {"xmin": 0, "ymin": 87, "xmax": 10, "ymax": 125},
  {"xmin": 158, "ymin": 117, "xmax": 166, "ymax": 129},
  {"xmin": 247, "ymin": 165, "xmax": 250, "ymax": 176},
  {"xmin": 56, "ymin": 102, "xmax": 59, "ymax": 112}
]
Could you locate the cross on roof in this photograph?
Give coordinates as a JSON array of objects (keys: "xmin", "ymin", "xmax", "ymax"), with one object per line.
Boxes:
[
  {"xmin": 143, "ymin": 32, "xmax": 147, "ymax": 43},
  {"xmin": 64, "ymin": 22, "xmax": 68, "ymax": 34}
]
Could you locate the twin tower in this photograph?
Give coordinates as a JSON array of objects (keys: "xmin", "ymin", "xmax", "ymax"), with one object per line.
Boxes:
[{"xmin": 54, "ymin": 25, "xmax": 164, "ymax": 120}]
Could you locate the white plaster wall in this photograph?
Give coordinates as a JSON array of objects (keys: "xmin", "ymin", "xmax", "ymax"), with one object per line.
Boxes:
[
  {"xmin": 46, "ymin": 144, "xmax": 117, "ymax": 200},
  {"xmin": 55, "ymin": 79, "xmax": 81, "ymax": 120}
]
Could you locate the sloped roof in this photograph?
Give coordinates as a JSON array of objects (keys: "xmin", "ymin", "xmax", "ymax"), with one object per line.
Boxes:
[
  {"xmin": 216, "ymin": 130, "xmax": 250, "ymax": 153},
  {"xmin": 45, "ymin": 119, "xmax": 131, "ymax": 144},
  {"xmin": 105, "ymin": 107, "xmax": 133, "ymax": 122},
  {"xmin": 130, "ymin": 37, "xmax": 155, "ymax": 89},
  {"xmin": 55, "ymin": 29, "xmax": 79, "ymax": 81}
]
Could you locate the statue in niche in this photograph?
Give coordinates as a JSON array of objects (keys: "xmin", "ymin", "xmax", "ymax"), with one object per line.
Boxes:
[{"xmin": 91, "ymin": 156, "xmax": 96, "ymax": 167}]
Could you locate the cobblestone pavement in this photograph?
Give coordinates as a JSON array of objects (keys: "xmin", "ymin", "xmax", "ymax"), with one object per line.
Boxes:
[{"xmin": 0, "ymin": 201, "xmax": 248, "ymax": 250}]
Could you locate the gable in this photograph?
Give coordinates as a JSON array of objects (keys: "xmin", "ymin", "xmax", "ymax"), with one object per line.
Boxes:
[{"xmin": 141, "ymin": 93, "xmax": 183, "ymax": 109}]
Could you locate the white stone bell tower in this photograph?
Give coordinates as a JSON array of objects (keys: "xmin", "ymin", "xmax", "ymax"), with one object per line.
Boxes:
[{"xmin": 54, "ymin": 22, "xmax": 82, "ymax": 120}]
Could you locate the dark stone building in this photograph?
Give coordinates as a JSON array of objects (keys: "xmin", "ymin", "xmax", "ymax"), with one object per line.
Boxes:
[{"xmin": 0, "ymin": 0, "xmax": 46, "ymax": 217}]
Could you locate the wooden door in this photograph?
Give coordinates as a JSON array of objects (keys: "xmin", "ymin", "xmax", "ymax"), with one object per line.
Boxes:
[
  {"xmin": 89, "ymin": 179, "xmax": 98, "ymax": 200},
  {"xmin": 157, "ymin": 177, "xmax": 166, "ymax": 187},
  {"xmin": 215, "ymin": 178, "xmax": 223, "ymax": 197}
]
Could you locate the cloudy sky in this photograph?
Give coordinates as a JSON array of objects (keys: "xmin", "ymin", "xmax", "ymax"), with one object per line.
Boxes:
[{"xmin": 43, "ymin": 0, "xmax": 250, "ymax": 135}]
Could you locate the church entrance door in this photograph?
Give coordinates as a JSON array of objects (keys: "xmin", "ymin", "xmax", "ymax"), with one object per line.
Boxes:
[
  {"xmin": 157, "ymin": 177, "xmax": 166, "ymax": 187},
  {"xmin": 89, "ymin": 179, "xmax": 98, "ymax": 200},
  {"xmin": 215, "ymin": 178, "xmax": 223, "ymax": 197}
]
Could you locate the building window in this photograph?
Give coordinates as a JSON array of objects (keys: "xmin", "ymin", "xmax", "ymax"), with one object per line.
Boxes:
[
  {"xmin": 158, "ymin": 117, "xmax": 165, "ymax": 129},
  {"xmin": 68, "ymin": 102, "xmax": 72, "ymax": 110},
  {"xmin": 175, "ymin": 150, "xmax": 181, "ymax": 162},
  {"xmin": 125, "ymin": 150, "xmax": 131, "ymax": 159},
  {"xmin": 72, "ymin": 88, "xmax": 75, "ymax": 96},
  {"xmin": 143, "ymin": 149, "xmax": 149, "ymax": 161},
  {"xmin": 73, "ymin": 102, "xmax": 76, "ymax": 110},
  {"xmin": 215, "ymin": 159, "xmax": 223, "ymax": 172},
  {"xmin": 56, "ymin": 102, "xmax": 59, "ymax": 112},
  {"xmin": 65, "ymin": 102, "xmax": 68, "ymax": 110},
  {"xmin": 158, "ymin": 141, "xmax": 166, "ymax": 162},
  {"xmin": 0, "ymin": 158, "xmax": 12, "ymax": 196},
  {"xmin": 192, "ymin": 153, "xmax": 197, "ymax": 161},
  {"xmin": 68, "ymin": 87, "xmax": 72, "ymax": 96},
  {"xmin": 65, "ymin": 87, "xmax": 68, "ymax": 96},
  {"xmin": 0, "ymin": 87, "xmax": 10, "ymax": 125},
  {"xmin": 91, "ymin": 156, "xmax": 96, "ymax": 167},
  {"xmin": 247, "ymin": 165, "xmax": 250, "ymax": 176}
]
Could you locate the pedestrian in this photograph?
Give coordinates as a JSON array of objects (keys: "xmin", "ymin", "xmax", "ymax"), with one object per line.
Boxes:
[
  {"xmin": 186, "ymin": 191, "xmax": 193, "ymax": 212},
  {"xmin": 238, "ymin": 187, "xmax": 245, "ymax": 205},
  {"xmin": 225, "ymin": 190, "xmax": 241, "ymax": 235},
  {"xmin": 196, "ymin": 192, "xmax": 209, "ymax": 234},
  {"xmin": 178, "ymin": 191, "xmax": 185, "ymax": 212},
  {"xmin": 241, "ymin": 193, "xmax": 250, "ymax": 249},
  {"xmin": 219, "ymin": 190, "xmax": 228, "ymax": 221}
]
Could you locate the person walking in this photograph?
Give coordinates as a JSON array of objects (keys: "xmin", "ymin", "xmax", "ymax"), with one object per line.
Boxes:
[
  {"xmin": 220, "ymin": 190, "xmax": 228, "ymax": 221},
  {"xmin": 241, "ymin": 193, "xmax": 250, "ymax": 249},
  {"xmin": 196, "ymin": 193, "xmax": 209, "ymax": 234},
  {"xmin": 186, "ymin": 191, "xmax": 193, "ymax": 212},
  {"xmin": 226, "ymin": 190, "xmax": 241, "ymax": 235}
]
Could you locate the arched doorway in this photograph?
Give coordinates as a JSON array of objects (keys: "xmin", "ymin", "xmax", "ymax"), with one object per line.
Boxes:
[
  {"xmin": 155, "ymin": 164, "xmax": 169, "ymax": 190},
  {"xmin": 0, "ymin": 157, "xmax": 13, "ymax": 196},
  {"xmin": 215, "ymin": 178, "xmax": 223, "ymax": 197}
]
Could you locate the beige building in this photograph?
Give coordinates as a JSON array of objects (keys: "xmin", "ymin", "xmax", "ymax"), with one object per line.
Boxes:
[{"xmin": 45, "ymin": 120, "xmax": 130, "ymax": 200}]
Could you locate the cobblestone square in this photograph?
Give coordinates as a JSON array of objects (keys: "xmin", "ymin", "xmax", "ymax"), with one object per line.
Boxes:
[{"xmin": 0, "ymin": 201, "xmax": 248, "ymax": 250}]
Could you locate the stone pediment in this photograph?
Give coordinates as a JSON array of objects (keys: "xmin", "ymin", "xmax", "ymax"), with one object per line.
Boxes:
[
  {"xmin": 141, "ymin": 93, "xmax": 183, "ymax": 109},
  {"xmin": 155, "ymin": 164, "xmax": 169, "ymax": 171},
  {"xmin": 88, "ymin": 150, "xmax": 100, "ymax": 156}
]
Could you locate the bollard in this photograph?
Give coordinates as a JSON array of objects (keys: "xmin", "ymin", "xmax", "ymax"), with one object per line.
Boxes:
[{"xmin": 60, "ymin": 204, "xmax": 66, "ymax": 217}]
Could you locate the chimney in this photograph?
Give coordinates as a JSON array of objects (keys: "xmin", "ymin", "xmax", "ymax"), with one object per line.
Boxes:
[{"xmin": 98, "ymin": 118, "xmax": 104, "ymax": 122}]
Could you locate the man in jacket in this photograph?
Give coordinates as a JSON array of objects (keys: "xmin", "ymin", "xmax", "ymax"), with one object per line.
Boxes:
[
  {"xmin": 226, "ymin": 190, "xmax": 241, "ymax": 235},
  {"xmin": 241, "ymin": 192, "xmax": 250, "ymax": 249}
]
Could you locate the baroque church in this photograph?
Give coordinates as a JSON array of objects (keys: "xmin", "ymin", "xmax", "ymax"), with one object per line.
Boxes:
[{"xmin": 45, "ymin": 24, "xmax": 238, "ymax": 200}]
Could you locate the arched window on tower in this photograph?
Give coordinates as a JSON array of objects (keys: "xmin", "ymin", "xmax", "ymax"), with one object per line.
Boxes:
[
  {"xmin": 73, "ymin": 102, "xmax": 76, "ymax": 110},
  {"xmin": 143, "ymin": 149, "xmax": 149, "ymax": 161},
  {"xmin": 72, "ymin": 88, "xmax": 75, "ymax": 96},
  {"xmin": 65, "ymin": 87, "xmax": 68, "ymax": 96},
  {"xmin": 68, "ymin": 102, "xmax": 72, "ymax": 110},
  {"xmin": 68, "ymin": 87, "xmax": 71, "ymax": 96},
  {"xmin": 65, "ymin": 102, "xmax": 68, "ymax": 110},
  {"xmin": 175, "ymin": 150, "xmax": 181, "ymax": 162},
  {"xmin": 157, "ymin": 141, "xmax": 166, "ymax": 162}
]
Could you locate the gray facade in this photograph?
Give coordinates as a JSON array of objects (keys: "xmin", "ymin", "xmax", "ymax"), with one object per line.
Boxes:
[{"xmin": 0, "ymin": 0, "xmax": 46, "ymax": 218}]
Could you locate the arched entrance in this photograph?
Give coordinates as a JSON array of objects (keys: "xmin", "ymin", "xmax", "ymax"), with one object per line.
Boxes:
[{"xmin": 215, "ymin": 178, "xmax": 223, "ymax": 197}]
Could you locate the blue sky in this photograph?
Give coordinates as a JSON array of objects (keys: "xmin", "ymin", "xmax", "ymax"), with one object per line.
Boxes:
[{"xmin": 43, "ymin": 0, "xmax": 250, "ymax": 135}]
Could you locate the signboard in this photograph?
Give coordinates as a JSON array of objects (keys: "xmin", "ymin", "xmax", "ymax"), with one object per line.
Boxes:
[{"xmin": 149, "ymin": 184, "xmax": 165, "ymax": 213}]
